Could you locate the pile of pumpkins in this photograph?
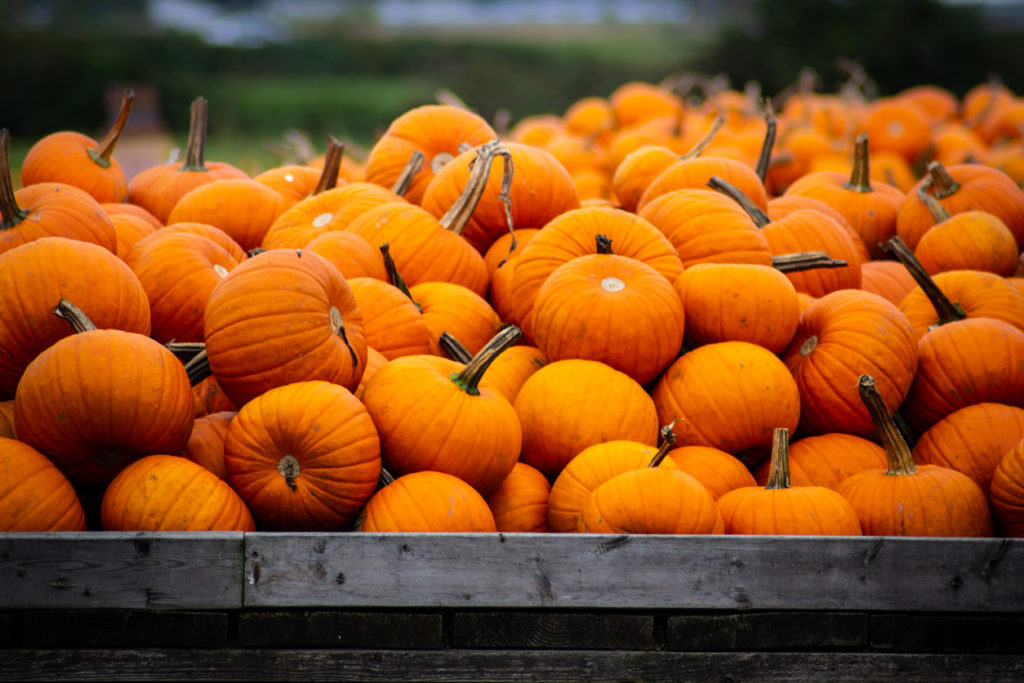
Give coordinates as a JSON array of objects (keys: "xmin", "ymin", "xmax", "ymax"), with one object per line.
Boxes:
[{"xmin": 2, "ymin": 76, "xmax": 1024, "ymax": 539}]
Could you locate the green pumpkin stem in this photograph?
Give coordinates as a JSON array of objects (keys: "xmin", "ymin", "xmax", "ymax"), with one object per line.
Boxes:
[
  {"xmin": 54, "ymin": 299, "xmax": 99, "ymax": 333},
  {"xmin": 450, "ymin": 324, "xmax": 522, "ymax": 396},
  {"xmin": 647, "ymin": 421, "xmax": 678, "ymax": 468},
  {"xmin": 90, "ymin": 89, "xmax": 135, "ymax": 167},
  {"xmin": 0, "ymin": 130, "xmax": 28, "ymax": 229},
  {"xmin": 312, "ymin": 135, "xmax": 344, "ymax": 196},
  {"xmin": 916, "ymin": 186, "xmax": 952, "ymax": 224},
  {"xmin": 379, "ymin": 243, "xmax": 422, "ymax": 312},
  {"xmin": 180, "ymin": 96, "xmax": 210, "ymax": 172},
  {"xmin": 858, "ymin": 375, "xmax": 918, "ymax": 476},
  {"xmin": 755, "ymin": 101, "xmax": 777, "ymax": 184},
  {"xmin": 390, "ymin": 150, "xmax": 424, "ymax": 197},
  {"xmin": 184, "ymin": 349, "xmax": 213, "ymax": 387},
  {"xmin": 707, "ymin": 175, "xmax": 771, "ymax": 227},
  {"xmin": 764, "ymin": 427, "xmax": 792, "ymax": 490},
  {"xmin": 439, "ymin": 332, "xmax": 473, "ymax": 363},
  {"xmin": 925, "ymin": 161, "xmax": 961, "ymax": 199},
  {"xmin": 680, "ymin": 115, "xmax": 725, "ymax": 160},
  {"xmin": 772, "ymin": 251, "xmax": 848, "ymax": 273},
  {"xmin": 843, "ymin": 132, "xmax": 873, "ymax": 193},
  {"xmin": 595, "ymin": 234, "xmax": 613, "ymax": 254},
  {"xmin": 439, "ymin": 139, "xmax": 514, "ymax": 242},
  {"xmin": 883, "ymin": 236, "xmax": 966, "ymax": 326}
]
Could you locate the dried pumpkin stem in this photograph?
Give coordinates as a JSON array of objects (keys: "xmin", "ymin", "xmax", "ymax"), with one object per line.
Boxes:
[
  {"xmin": 883, "ymin": 236, "xmax": 966, "ymax": 326},
  {"xmin": 647, "ymin": 422, "xmax": 678, "ymax": 468},
  {"xmin": 165, "ymin": 341, "xmax": 206, "ymax": 364},
  {"xmin": 450, "ymin": 324, "xmax": 522, "ymax": 396},
  {"xmin": 379, "ymin": 243, "xmax": 422, "ymax": 312},
  {"xmin": 595, "ymin": 234, "xmax": 613, "ymax": 255},
  {"xmin": 329, "ymin": 305, "xmax": 360, "ymax": 370},
  {"xmin": 438, "ymin": 332, "xmax": 473, "ymax": 363},
  {"xmin": 843, "ymin": 132, "xmax": 873, "ymax": 193},
  {"xmin": 439, "ymin": 139, "xmax": 514, "ymax": 241},
  {"xmin": 184, "ymin": 349, "xmax": 213, "ymax": 386},
  {"xmin": 707, "ymin": 175, "xmax": 771, "ymax": 227},
  {"xmin": 925, "ymin": 161, "xmax": 961, "ymax": 199},
  {"xmin": 858, "ymin": 375, "xmax": 918, "ymax": 476},
  {"xmin": 916, "ymin": 187, "xmax": 952, "ymax": 224},
  {"xmin": 91, "ymin": 89, "xmax": 135, "ymax": 166},
  {"xmin": 180, "ymin": 96, "xmax": 210, "ymax": 172},
  {"xmin": 54, "ymin": 299, "xmax": 99, "ymax": 333},
  {"xmin": 772, "ymin": 251, "xmax": 848, "ymax": 273},
  {"xmin": 0, "ymin": 129, "xmax": 27, "ymax": 229},
  {"xmin": 754, "ymin": 102, "xmax": 777, "ymax": 184},
  {"xmin": 312, "ymin": 135, "xmax": 344, "ymax": 196},
  {"xmin": 680, "ymin": 115, "xmax": 725, "ymax": 160},
  {"xmin": 764, "ymin": 427, "xmax": 791, "ymax": 490},
  {"xmin": 390, "ymin": 150, "xmax": 425, "ymax": 197}
]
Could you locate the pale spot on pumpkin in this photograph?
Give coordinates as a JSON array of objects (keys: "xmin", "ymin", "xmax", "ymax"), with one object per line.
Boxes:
[
  {"xmin": 800, "ymin": 335, "xmax": 818, "ymax": 356},
  {"xmin": 601, "ymin": 276, "xmax": 626, "ymax": 292},
  {"xmin": 284, "ymin": 174, "xmax": 295, "ymax": 183},
  {"xmin": 313, "ymin": 212, "xmax": 333, "ymax": 227},
  {"xmin": 214, "ymin": 264, "xmax": 229, "ymax": 278},
  {"xmin": 432, "ymin": 152, "xmax": 455, "ymax": 174}
]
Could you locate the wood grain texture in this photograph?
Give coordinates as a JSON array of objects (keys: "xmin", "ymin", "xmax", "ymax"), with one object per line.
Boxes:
[
  {"xmin": 0, "ymin": 533, "xmax": 244, "ymax": 609},
  {"xmin": 243, "ymin": 533, "xmax": 1024, "ymax": 612},
  {"xmin": 0, "ymin": 649, "xmax": 1022, "ymax": 682}
]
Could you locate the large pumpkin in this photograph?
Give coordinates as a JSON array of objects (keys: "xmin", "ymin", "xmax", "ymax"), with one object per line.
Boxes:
[{"xmin": 0, "ymin": 437, "xmax": 86, "ymax": 532}]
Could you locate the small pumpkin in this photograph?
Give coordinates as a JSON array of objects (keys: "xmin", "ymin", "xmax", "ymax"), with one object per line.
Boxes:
[
  {"xmin": 182, "ymin": 410, "xmax": 236, "ymax": 482},
  {"xmin": 0, "ymin": 437, "xmax": 86, "ymax": 532},
  {"xmin": 484, "ymin": 461, "xmax": 551, "ymax": 533},
  {"xmin": 990, "ymin": 438, "xmax": 1024, "ymax": 537},
  {"xmin": 357, "ymin": 470, "xmax": 497, "ymax": 533}
]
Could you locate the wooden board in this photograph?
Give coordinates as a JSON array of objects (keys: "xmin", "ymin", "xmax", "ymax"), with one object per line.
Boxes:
[
  {"xmin": 0, "ymin": 648, "xmax": 1021, "ymax": 682},
  {"xmin": 0, "ymin": 532, "xmax": 244, "ymax": 610},
  {"xmin": 244, "ymin": 533, "xmax": 1024, "ymax": 611}
]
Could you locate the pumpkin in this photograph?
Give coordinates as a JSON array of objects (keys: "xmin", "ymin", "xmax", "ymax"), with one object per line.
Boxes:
[
  {"xmin": 609, "ymin": 81, "xmax": 684, "ymax": 129},
  {"xmin": 127, "ymin": 97, "xmax": 248, "ymax": 223},
  {"xmin": 717, "ymin": 428, "xmax": 862, "ymax": 536},
  {"xmin": 347, "ymin": 276, "xmax": 432, "ymax": 360},
  {"xmin": 652, "ymin": 341, "xmax": 801, "ymax": 467},
  {"xmin": 361, "ymin": 326, "xmax": 522, "ymax": 496},
  {"xmin": 421, "ymin": 141, "xmax": 580, "ymax": 253},
  {"xmin": 484, "ymin": 461, "xmax": 551, "ymax": 533},
  {"xmin": 472, "ymin": 344, "xmax": 546, "ymax": 405},
  {"xmin": 192, "ymin": 375, "xmax": 236, "ymax": 418},
  {"xmin": 203, "ymin": 249, "xmax": 367, "ymax": 407},
  {"xmin": 515, "ymin": 359, "xmax": 659, "ymax": 478},
  {"xmin": 20, "ymin": 90, "xmax": 134, "ymax": 203},
  {"xmin": 108, "ymin": 212, "xmax": 157, "ymax": 259},
  {"xmin": 911, "ymin": 188, "xmax": 1018, "ymax": 277},
  {"xmin": 223, "ymin": 380, "xmax": 380, "ymax": 530},
  {"xmin": 364, "ymin": 104, "xmax": 497, "ymax": 205},
  {"xmin": 304, "ymin": 230, "xmax": 388, "ymax": 281},
  {"xmin": 767, "ymin": 194, "xmax": 870, "ymax": 264},
  {"xmin": 408, "ymin": 281, "xmax": 501, "ymax": 356},
  {"xmin": 530, "ymin": 235, "xmax": 685, "ymax": 385},
  {"xmin": 990, "ymin": 438, "xmax": 1024, "ymax": 537},
  {"xmin": 752, "ymin": 433, "xmax": 887, "ymax": 490},
  {"xmin": 835, "ymin": 375, "xmax": 993, "ymax": 537},
  {"xmin": 182, "ymin": 410, "xmax": 236, "ymax": 481},
  {"xmin": 0, "ymin": 437, "xmax": 86, "ymax": 532},
  {"xmin": 784, "ymin": 133, "xmax": 904, "ymax": 259},
  {"xmin": 483, "ymin": 228, "xmax": 540, "ymax": 277},
  {"xmin": 253, "ymin": 135, "xmax": 346, "ymax": 206},
  {"xmin": 357, "ymin": 470, "xmax": 497, "ymax": 533},
  {"xmin": 912, "ymin": 403, "xmax": 1024, "ymax": 493},
  {"xmin": 674, "ymin": 262, "xmax": 799, "ymax": 354},
  {"xmin": 665, "ymin": 445, "xmax": 756, "ymax": 499},
  {"xmin": 165, "ymin": 177, "xmax": 287, "ymax": 252},
  {"xmin": 125, "ymin": 222, "xmax": 246, "ymax": 269},
  {"xmin": 14, "ymin": 306, "xmax": 194, "ymax": 489},
  {"xmin": 782, "ymin": 289, "xmax": 918, "ymax": 436},
  {"xmin": 0, "ymin": 237, "xmax": 151, "ymax": 399},
  {"xmin": 101, "ymin": 454, "xmax": 255, "ymax": 532},
  {"xmin": 860, "ymin": 260, "xmax": 918, "ymax": 306},
  {"xmin": 100, "ymin": 201, "xmax": 162, "ymax": 231},
  {"xmin": 858, "ymin": 98, "xmax": 932, "ymax": 164},
  {"xmin": 0, "ymin": 400, "xmax": 14, "ymax": 439},
  {"xmin": 354, "ymin": 347, "xmax": 389, "ymax": 400},
  {"xmin": 129, "ymin": 231, "xmax": 241, "ymax": 343},
  {"xmin": 611, "ymin": 144, "xmax": 683, "ymax": 212},
  {"xmin": 896, "ymin": 84, "xmax": 958, "ymax": 125}
]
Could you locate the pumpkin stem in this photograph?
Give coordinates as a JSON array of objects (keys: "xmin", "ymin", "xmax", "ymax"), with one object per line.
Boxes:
[
  {"xmin": 439, "ymin": 139, "xmax": 515, "ymax": 243},
  {"xmin": 754, "ymin": 100, "xmax": 777, "ymax": 184},
  {"xmin": 858, "ymin": 375, "xmax": 918, "ymax": 476},
  {"xmin": 379, "ymin": 243, "xmax": 422, "ymax": 312},
  {"xmin": 595, "ymin": 234, "xmax": 613, "ymax": 254},
  {"xmin": 707, "ymin": 175, "xmax": 771, "ymax": 227},
  {"xmin": 312, "ymin": 135, "xmax": 344, "ymax": 196},
  {"xmin": 390, "ymin": 150, "xmax": 425, "ymax": 197},
  {"xmin": 883, "ymin": 236, "xmax": 966, "ymax": 326},
  {"xmin": 180, "ymin": 96, "xmax": 210, "ymax": 172},
  {"xmin": 439, "ymin": 331, "xmax": 473, "ymax": 363},
  {"xmin": 90, "ymin": 89, "xmax": 135, "ymax": 167},
  {"xmin": 680, "ymin": 115, "xmax": 725, "ymax": 160},
  {"xmin": 771, "ymin": 251, "xmax": 847, "ymax": 273},
  {"xmin": 184, "ymin": 349, "xmax": 213, "ymax": 386},
  {"xmin": 647, "ymin": 421, "xmax": 678, "ymax": 468},
  {"xmin": 328, "ymin": 305, "xmax": 360, "ymax": 370},
  {"xmin": 450, "ymin": 324, "xmax": 522, "ymax": 396},
  {"xmin": 377, "ymin": 467, "xmax": 396, "ymax": 489},
  {"xmin": 924, "ymin": 161, "xmax": 961, "ymax": 199},
  {"xmin": 277, "ymin": 455, "xmax": 301, "ymax": 492},
  {"xmin": 843, "ymin": 132, "xmax": 873, "ymax": 193},
  {"xmin": 0, "ymin": 130, "xmax": 28, "ymax": 230},
  {"xmin": 165, "ymin": 341, "xmax": 206, "ymax": 364},
  {"xmin": 764, "ymin": 427, "xmax": 792, "ymax": 490},
  {"xmin": 54, "ymin": 299, "xmax": 99, "ymax": 333},
  {"xmin": 916, "ymin": 186, "xmax": 952, "ymax": 224}
]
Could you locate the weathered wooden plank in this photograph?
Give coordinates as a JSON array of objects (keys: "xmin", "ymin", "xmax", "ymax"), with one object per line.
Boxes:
[
  {"xmin": 243, "ymin": 533, "xmax": 1024, "ymax": 612},
  {"xmin": 870, "ymin": 614, "xmax": 1024, "ymax": 652},
  {"xmin": 0, "ymin": 533, "xmax": 244, "ymax": 609},
  {"xmin": 667, "ymin": 611, "xmax": 869, "ymax": 650},
  {"xmin": 238, "ymin": 611, "xmax": 444, "ymax": 648},
  {"xmin": 452, "ymin": 612, "xmax": 655, "ymax": 649},
  {"xmin": 22, "ymin": 610, "xmax": 231, "ymax": 648},
  {"xmin": 0, "ymin": 649, "xmax": 1022, "ymax": 682}
]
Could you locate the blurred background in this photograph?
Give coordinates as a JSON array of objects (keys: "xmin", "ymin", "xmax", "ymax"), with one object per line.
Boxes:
[{"xmin": 4, "ymin": 0, "xmax": 1024, "ymax": 176}]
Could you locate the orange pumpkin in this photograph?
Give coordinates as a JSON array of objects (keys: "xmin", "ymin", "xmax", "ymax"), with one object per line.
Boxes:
[
  {"xmin": 899, "ymin": 269, "xmax": 1024, "ymax": 339},
  {"xmin": 991, "ymin": 438, "xmax": 1024, "ymax": 537},
  {"xmin": 357, "ymin": 470, "xmax": 497, "ymax": 532},
  {"xmin": 860, "ymin": 260, "xmax": 918, "ymax": 306},
  {"xmin": 911, "ymin": 189, "xmax": 1018, "ymax": 277},
  {"xmin": 0, "ymin": 437, "xmax": 86, "ymax": 531},
  {"xmin": 665, "ymin": 445, "xmax": 756, "ymax": 500},
  {"xmin": 484, "ymin": 461, "xmax": 551, "ymax": 533},
  {"xmin": 166, "ymin": 177, "xmax": 287, "ymax": 252},
  {"xmin": 181, "ymin": 410, "xmax": 236, "ymax": 482},
  {"xmin": 347, "ymin": 276, "xmax": 432, "ymax": 360},
  {"xmin": 304, "ymin": 230, "xmax": 387, "ymax": 281},
  {"xmin": 408, "ymin": 281, "xmax": 501, "ymax": 356},
  {"xmin": 753, "ymin": 433, "xmax": 887, "ymax": 490}
]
